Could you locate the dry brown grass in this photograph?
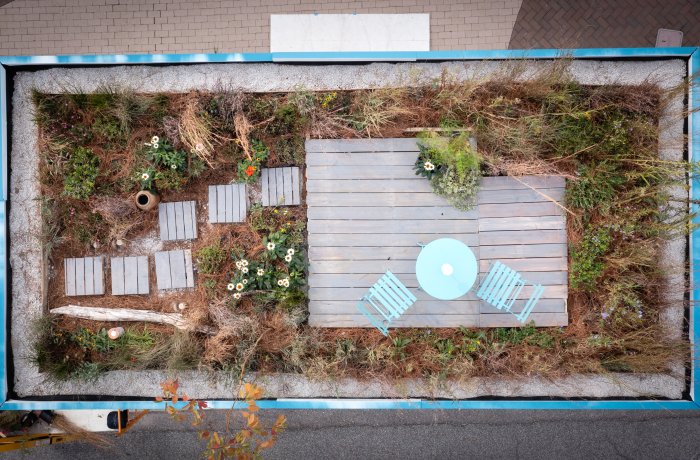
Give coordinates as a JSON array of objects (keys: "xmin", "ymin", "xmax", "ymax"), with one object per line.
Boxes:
[{"xmin": 177, "ymin": 94, "xmax": 215, "ymax": 166}]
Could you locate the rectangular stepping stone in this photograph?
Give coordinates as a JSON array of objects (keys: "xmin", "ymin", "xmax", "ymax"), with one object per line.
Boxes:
[
  {"xmin": 64, "ymin": 256, "xmax": 104, "ymax": 296},
  {"xmin": 208, "ymin": 183, "xmax": 247, "ymax": 223},
  {"xmin": 111, "ymin": 256, "xmax": 149, "ymax": 295},
  {"xmin": 158, "ymin": 201, "xmax": 197, "ymax": 241},
  {"xmin": 154, "ymin": 249, "xmax": 194, "ymax": 290},
  {"xmin": 261, "ymin": 167, "xmax": 301, "ymax": 206}
]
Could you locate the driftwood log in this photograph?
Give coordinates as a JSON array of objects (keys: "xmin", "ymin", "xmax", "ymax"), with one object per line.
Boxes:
[{"xmin": 51, "ymin": 305, "xmax": 214, "ymax": 334}]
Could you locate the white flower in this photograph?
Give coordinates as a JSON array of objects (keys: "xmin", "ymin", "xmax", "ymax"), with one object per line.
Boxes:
[
  {"xmin": 277, "ymin": 279, "xmax": 284, "ymax": 286},
  {"xmin": 257, "ymin": 268, "xmax": 265, "ymax": 276},
  {"xmin": 235, "ymin": 283, "xmax": 244, "ymax": 291},
  {"xmin": 235, "ymin": 261, "xmax": 242, "ymax": 269},
  {"xmin": 170, "ymin": 164, "xmax": 177, "ymax": 169},
  {"xmin": 423, "ymin": 161, "xmax": 435, "ymax": 171},
  {"xmin": 195, "ymin": 143, "xmax": 204, "ymax": 152},
  {"xmin": 287, "ymin": 248, "xmax": 295, "ymax": 256},
  {"xmin": 284, "ymin": 254, "xmax": 293, "ymax": 263},
  {"xmin": 242, "ymin": 278, "xmax": 248, "ymax": 285},
  {"xmin": 241, "ymin": 260, "xmax": 249, "ymax": 267},
  {"xmin": 282, "ymin": 278, "xmax": 290, "ymax": 288},
  {"xmin": 152, "ymin": 143, "xmax": 159, "ymax": 149},
  {"xmin": 151, "ymin": 136, "xmax": 159, "ymax": 144},
  {"xmin": 227, "ymin": 283, "xmax": 235, "ymax": 291},
  {"xmin": 267, "ymin": 242, "xmax": 275, "ymax": 251},
  {"xmin": 141, "ymin": 173, "xmax": 149, "ymax": 180},
  {"xmin": 242, "ymin": 267, "xmax": 249, "ymax": 274},
  {"xmin": 233, "ymin": 292, "xmax": 241, "ymax": 300}
]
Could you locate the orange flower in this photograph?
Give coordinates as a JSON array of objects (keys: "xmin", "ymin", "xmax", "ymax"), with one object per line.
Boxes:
[{"xmin": 245, "ymin": 165, "xmax": 256, "ymax": 176}]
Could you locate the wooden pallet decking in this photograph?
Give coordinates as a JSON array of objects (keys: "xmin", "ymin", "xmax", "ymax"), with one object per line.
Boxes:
[
  {"xmin": 111, "ymin": 256, "xmax": 149, "ymax": 295},
  {"xmin": 64, "ymin": 256, "xmax": 105, "ymax": 296},
  {"xmin": 208, "ymin": 184, "xmax": 247, "ymax": 223},
  {"xmin": 261, "ymin": 167, "xmax": 301, "ymax": 206},
  {"xmin": 158, "ymin": 201, "xmax": 198, "ymax": 241},
  {"xmin": 154, "ymin": 249, "xmax": 195, "ymax": 290},
  {"xmin": 306, "ymin": 138, "xmax": 568, "ymax": 329}
]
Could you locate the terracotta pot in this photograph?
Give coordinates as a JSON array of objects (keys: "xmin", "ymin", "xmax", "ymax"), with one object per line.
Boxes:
[{"xmin": 135, "ymin": 190, "xmax": 160, "ymax": 211}]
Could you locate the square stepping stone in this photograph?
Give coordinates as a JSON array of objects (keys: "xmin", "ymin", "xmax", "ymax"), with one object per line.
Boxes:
[
  {"xmin": 208, "ymin": 183, "xmax": 247, "ymax": 223},
  {"xmin": 261, "ymin": 167, "xmax": 301, "ymax": 206},
  {"xmin": 158, "ymin": 201, "xmax": 198, "ymax": 241},
  {"xmin": 111, "ymin": 256, "xmax": 149, "ymax": 295},
  {"xmin": 64, "ymin": 256, "xmax": 104, "ymax": 296},
  {"xmin": 154, "ymin": 249, "xmax": 194, "ymax": 290}
]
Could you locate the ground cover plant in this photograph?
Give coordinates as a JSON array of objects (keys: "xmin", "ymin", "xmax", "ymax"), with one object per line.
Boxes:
[{"xmin": 30, "ymin": 63, "xmax": 694, "ymax": 386}]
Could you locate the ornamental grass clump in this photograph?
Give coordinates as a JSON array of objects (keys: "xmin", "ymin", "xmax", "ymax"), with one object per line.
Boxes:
[{"xmin": 414, "ymin": 132, "xmax": 482, "ymax": 211}]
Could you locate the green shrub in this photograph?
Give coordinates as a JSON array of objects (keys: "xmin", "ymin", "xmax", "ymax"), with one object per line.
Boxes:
[
  {"xmin": 195, "ymin": 242, "xmax": 227, "ymax": 274},
  {"xmin": 236, "ymin": 140, "xmax": 269, "ymax": 183},
  {"xmin": 566, "ymin": 164, "xmax": 625, "ymax": 212},
  {"xmin": 63, "ymin": 147, "xmax": 100, "ymax": 200},
  {"xmin": 414, "ymin": 133, "xmax": 481, "ymax": 211},
  {"xmin": 570, "ymin": 227, "xmax": 613, "ymax": 291}
]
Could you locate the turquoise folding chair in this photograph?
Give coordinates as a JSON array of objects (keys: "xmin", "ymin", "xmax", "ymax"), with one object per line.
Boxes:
[
  {"xmin": 476, "ymin": 261, "xmax": 544, "ymax": 323},
  {"xmin": 356, "ymin": 270, "xmax": 417, "ymax": 336}
]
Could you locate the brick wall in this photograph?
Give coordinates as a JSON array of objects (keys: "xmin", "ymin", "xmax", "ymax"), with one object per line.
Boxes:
[{"xmin": 0, "ymin": 0, "xmax": 522, "ymax": 56}]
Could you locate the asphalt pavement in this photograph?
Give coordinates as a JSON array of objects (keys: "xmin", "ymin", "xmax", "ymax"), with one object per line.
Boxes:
[{"xmin": 5, "ymin": 409, "xmax": 700, "ymax": 459}]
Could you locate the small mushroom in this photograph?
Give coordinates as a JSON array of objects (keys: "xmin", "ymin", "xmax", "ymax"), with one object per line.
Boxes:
[{"xmin": 177, "ymin": 302, "xmax": 187, "ymax": 311}]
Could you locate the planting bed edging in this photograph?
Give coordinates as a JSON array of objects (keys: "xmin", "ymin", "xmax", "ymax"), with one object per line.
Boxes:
[{"xmin": 9, "ymin": 59, "xmax": 687, "ymax": 399}]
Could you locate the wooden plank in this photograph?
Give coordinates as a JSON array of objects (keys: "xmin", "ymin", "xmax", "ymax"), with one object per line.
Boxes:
[
  {"xmin": 308, "ymin": 219, "xmax": 479, "ymax": 234},
  {"xmin": 478, "ymin": 312, "xmax": 569, "ymax": 327},
  {"xmin": 83, "ymin": 257, "xmax": 95, "ymax": 295},
  {"xmin": 192, "ymin": 201, "xmax": 198, "ymax": 238},
  {"xmin": 305, "ymin": 138, "xmax": 419, "ymax": 153},
  {"xmin": 290, "ymin": 167, "xmax": 300, "ymax": 205},
  {"xmin": 283, "ymin": 167, "xmax": 293, "ymax": 205},
  {"xmin": 479, "ymin": 244, "xmax": 567, "ymax": 259},
  {"xmin": 479, "ymin": 175, "xmax": 566, "ymax": 190},
  {"xmin": 310, "ymin": 245, "xmax": 423, "ymax": 261},
  {"xmin": 65, "ymin": 258, "xmax": 76, "ymax": 296},
  {"xmin": 184, "ymin": 249, "xmax": 194, "ymax": 288},
  {"xmin": 269, "ymin": 169, "xmax": 278, "ymax": 206},
  {"xmin": 158, "ymin": 203, "xmax": 169, "ymax": 239},
  {"xmin": 308, "ymin": 233, "xmax": 479, "ymax": 247},
  {"xmin": 309, "ymin": 272, "xmax": 564, "ymax": 289},
  {"xmin": 183, "ymin": 201, "xmax": 194, "ymax": 239},
  {"xmin": 169, "ymin": 250, "xmax": 188, "ymax": 289},
  {"xmin": 308, "ymin": 314, "xmax": 480, "ymax": 328},
  {"xmin": 261, "ymin": 169, "xmax": 269, "ymax": 207},
  {"xmin": 274, "ymin": 168, "xmax": 283, "ymax": 204},
  {"xmin": 306, "ymin": 151, "xmax": 419, "ymax": 166},
  {"xmin": 137, "ymin": 256, "xmax": 149, "ymax": 294},
  {"xmin": 478, "ymin": 229, "xmax": 567, "ymax": 245},
  {"xmin": 217, "ymin": 185, "xmax": 226, "ymax": 222},
  {"xmin": 309, "ymin": 284, "xmax": 567, "ymax": 300},
  {"xmin": 225, "ymin": 184, "xmax": 234, "ymax": 223},
  {"xmin": 124, "ymin": 256, "xmax": 139, "ymax": 295},
  {"xmin": 208, "ymin": 185, "xmax": 217, "ymax": 223},
  {"xmin": 93, "ymin": 257, "xmax": 104, "ymax": 295},
  {"xmin": 154, "ymin": 251, "xmax": 172, "ymax": 290},
  {"xmin": 308, "ymin": 206, "xmax": 477, "ymax": 220},
  {"xmin": 479, "ymin": 298, "xmax": 567, "ymax": 314},
  {"xmin": 479, "ymin": 202, "xmax": 562, "ymax": 218},
  {"xmin": 307, "ymin": 192, "xmax": 452, "ymax": 207},
  {"xmin": 174, "ymin": 201, "xmax": 185, "ymax": 240},
  {"xmin": 111, "ymin": 257, "xmax": 125, "ymax": 295},
  {"xmin": 166, "ymin": 202, "xmax": 177, "ymax": 240},
  {"xmin": 307, "ymin": 178, "xmax": 430, "ymax": 193},
  {"xmin": 306, "ymin": 165, "xmax": 417, "ymax": 180},
  {"xmin": 238, "ymin": 184, "xmax": 247, "ymax": 221},
  {"xmin": 75, "ymin": 258, "xmax": 85, "ymax": 296},
  {"xmin": 310, "ymin": 300, "xmax": 482, "ymax": 315},
  {"xmin": 478, "ymin": 258, "xmax": 567, "ymax": 272},
  {"xmin": 477, "ymin": 188, "xmax": 565, "ymax": 204},
  {"xmin": 479, "ymin": 216, "xmax": 565, "ymax": 232}
]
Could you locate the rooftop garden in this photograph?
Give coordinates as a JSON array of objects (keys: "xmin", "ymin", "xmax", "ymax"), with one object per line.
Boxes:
[{"xmin": 29, "ymin": 63, "xmax": 692, "ymax": 386}]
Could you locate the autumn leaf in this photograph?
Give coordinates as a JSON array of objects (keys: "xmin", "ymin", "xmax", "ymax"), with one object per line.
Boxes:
[
  {"xmin": 155, "ymin": 396, "xmax": 163, "ymax": 402},
  {"xmin": 274, "ymin": 414, "xmax": 287, "ymax": 428}
]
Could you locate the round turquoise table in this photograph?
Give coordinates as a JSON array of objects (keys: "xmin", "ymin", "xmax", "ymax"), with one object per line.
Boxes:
[{"xmin": 415, "ymin": 238, "xmax": 478, "ymax": 300}]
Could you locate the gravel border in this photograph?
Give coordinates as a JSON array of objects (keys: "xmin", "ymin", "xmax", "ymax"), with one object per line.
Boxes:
[{"xmin": 10, "ymin": 59, "xmax": 688, "ymax": 399}]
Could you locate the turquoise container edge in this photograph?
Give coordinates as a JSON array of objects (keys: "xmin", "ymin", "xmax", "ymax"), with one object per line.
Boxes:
[{"xmin": 0, "ymin": 47, "xmax": 698, "ymax": 411}]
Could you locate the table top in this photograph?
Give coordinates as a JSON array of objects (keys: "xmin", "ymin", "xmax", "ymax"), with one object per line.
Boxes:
[{"xmin": 415, "ymin": 238, "xmax": 478, "ymax": 301}]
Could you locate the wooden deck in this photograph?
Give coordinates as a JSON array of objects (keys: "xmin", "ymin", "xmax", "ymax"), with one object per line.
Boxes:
[{"xmin": 306, "ymin": 138, "xmax": 569, "ymax": 329}]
